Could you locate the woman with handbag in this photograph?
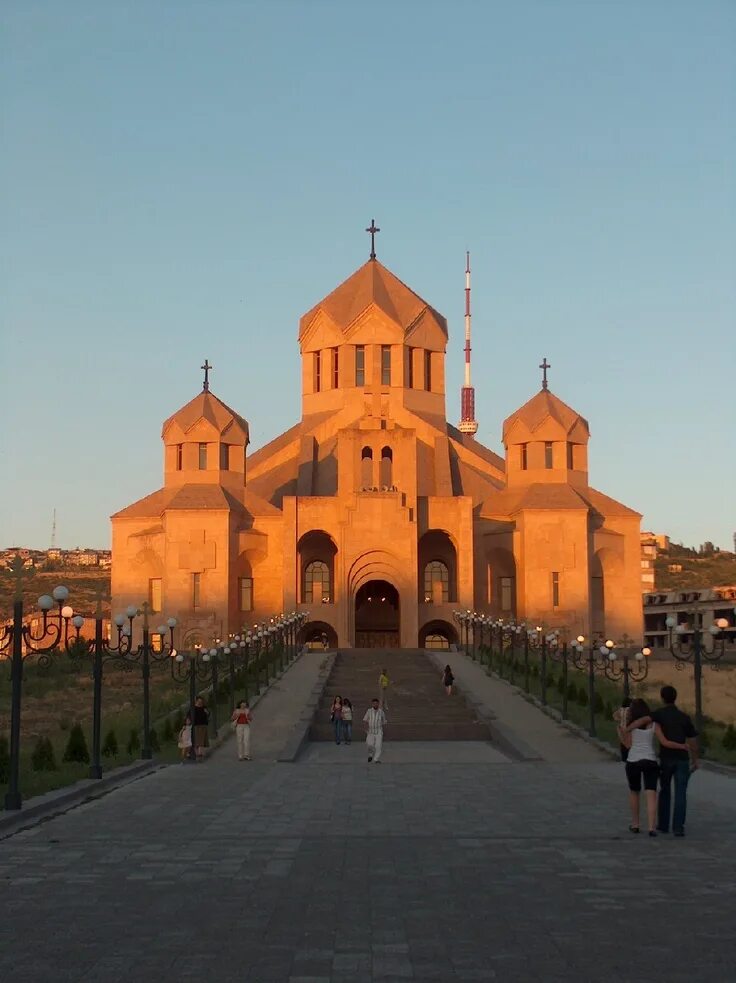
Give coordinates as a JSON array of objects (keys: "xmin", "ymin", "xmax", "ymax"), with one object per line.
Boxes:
[{"xmin": 231, "ymin": 701, "xmax": 252, "ymax": 761}]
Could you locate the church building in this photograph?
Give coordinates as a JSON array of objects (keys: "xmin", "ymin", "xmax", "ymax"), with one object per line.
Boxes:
[{"xmin": 111, "ymin": 235, "xmax": 643, "ymax": 650}]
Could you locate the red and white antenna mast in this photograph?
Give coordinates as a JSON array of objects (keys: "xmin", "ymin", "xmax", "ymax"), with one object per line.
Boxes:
[{"xmin": 458, "ymin": 251, "xmax": 478, "ymax": 435}]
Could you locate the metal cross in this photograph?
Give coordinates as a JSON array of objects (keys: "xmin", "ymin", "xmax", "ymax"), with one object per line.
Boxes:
[
  {"xmin": 539, "ymin": 357, "xmax": 551, "ymax": 390},
  {"xmin": 365, "ymin": 219, "xmax": 380, "ymax": 260},
  {"xmin": 201, "ymin": 359, "xmax": 212, "ymax": 392}
]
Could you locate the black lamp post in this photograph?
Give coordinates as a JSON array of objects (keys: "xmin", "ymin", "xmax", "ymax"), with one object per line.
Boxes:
[
  {"xmin": 452, "ymin": 610, "xmax": 473, "ymax": 659},
  {"xmin": 599, "ymin": 634, "xmax": 651, "ymax": 702},
  {"xmin": 666, "ymin": 607, "xmax": 734, "ymax": 735},
  {"xmin": 526, "ymin": 626, "xmax": 552, "ymax": 705},
  {"xmin": 547, "ymin": 633, "xmax": 570, "ymax": 719},
  {"xmin": 0, "ymin": 558, "xmax": 79, "ymax": 810},
  {"xmin": 571, "ymin": 635, "xmax": 611, "ymax": 737}
]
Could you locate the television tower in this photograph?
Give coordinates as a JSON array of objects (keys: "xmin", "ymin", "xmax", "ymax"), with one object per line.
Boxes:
[
  {"xmin": 50, "ymin": 508, "xmax": 57, "ymax": 549},
  {"xmin": 458, "ymin": 251, "xmax": 478, "ymax": 435}
]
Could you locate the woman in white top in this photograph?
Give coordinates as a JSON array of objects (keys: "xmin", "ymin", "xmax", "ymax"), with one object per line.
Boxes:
[{"xmin": 618, "ymin": 698, "xmax": 688, "ymax": 836}]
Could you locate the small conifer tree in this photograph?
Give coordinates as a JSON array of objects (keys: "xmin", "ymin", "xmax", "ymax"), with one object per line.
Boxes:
[
  {"xmin": 31, "ymin": 736, "xmax": 58, "ymax": 771},
  {"xmin": 174, "ymin": 710, "xmax": 184, "ymax": 732},
  {"xmin": 577, "ymin": 686, "xmax": 589, "ymax": 707},
  {"xmin": 126, "ymin": 728, "xmax": 140, "ymax": 756},
  {"xmin": 63, "ymin": 724, "xmax": 90, "ymax": 764},
  {"xmin": 722, "ymin": 724, "xmax": 736, "ymax": 751},
  {"xmin": 148, "ymin": 728, "xmax": 161, "ymax": 753},
  {"xmin": 162, "ymin": 718, "xmax": 175, "ymax": 743},
  {"xmin": 101, "ymin": 729, "xmax": 119, "ymax": 758}
]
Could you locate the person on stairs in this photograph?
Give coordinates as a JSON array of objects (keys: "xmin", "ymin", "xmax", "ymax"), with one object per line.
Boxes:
[
  {"xmin": 364, "ymin": 697, "xmax": 387, "ymax": 763},
  {"xmin": 442, "ymin": 664, "xmax": 454, "ymax": 696},
  {"xmin": 378, "ymin": 668, "xmax": 390, "ymax": 710}
]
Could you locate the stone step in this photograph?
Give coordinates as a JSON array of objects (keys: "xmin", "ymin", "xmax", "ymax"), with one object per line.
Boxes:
[{"xmin": 311, "ymin": 649, "xmax": 492, "ymax": 743}]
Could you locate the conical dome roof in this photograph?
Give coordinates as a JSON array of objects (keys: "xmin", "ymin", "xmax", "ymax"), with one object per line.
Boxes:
[
  {"xmin": 502, "ymin": 388, "xmax": 589, "ymax": 443},
  {"xmin": 299, "ymin": 259, "xmax": 447, "ymax": 340},
  {"xmin": 162, "ymin": 390, "xmax": 249, "ymax": 442}
]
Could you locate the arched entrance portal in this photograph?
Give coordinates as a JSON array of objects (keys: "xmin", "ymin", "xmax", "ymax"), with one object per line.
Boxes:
[{"xmin": 355, "ymin": 580, "xmax": 400, "ymax": 648}]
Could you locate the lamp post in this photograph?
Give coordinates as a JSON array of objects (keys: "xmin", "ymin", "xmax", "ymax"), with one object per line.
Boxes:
[
  {"xmin": 0, "ymin": 557, "xmax": 79, "ymax": 810},
  {"xmin": 665, "ymin": 606, "xmax": 735, "ymax": 735},
  {"xmin": 452, "ymin": 610, "xmax": 473, "ymax": 659},
  {"xmin": 84, "ymin": 598, "xmax": 176, "ymax": 778},
  {"xmin": 547, "ymin": 632, "xmax": 570, "ymax": 719},
  {"xmin": 571, "ymin": 635, "xmax": 610, "ymax": 737},
  {"xmin": 599, "ymin": 634, "xmax": 651, "ymax": 702},
  {"xmin": 526, "ymin": 626, "xmax": 552, "ymax": 705}
]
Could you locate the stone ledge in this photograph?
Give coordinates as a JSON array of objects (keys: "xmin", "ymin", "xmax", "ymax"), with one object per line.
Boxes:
[
  {"xmin": 0, "ymin": 759, "xmax": 161, "ymax": 841},
  {"xmin": 278, "ymin": 652, "xmax": 337, "ymax": 762}
]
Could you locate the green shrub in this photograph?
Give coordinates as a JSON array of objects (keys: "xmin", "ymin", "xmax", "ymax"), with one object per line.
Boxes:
[
  {"xmin": 566, "ymin": 682, "xmax": 578, "ymax": 703},
  {"xmin": 0, "ymin": 734, "xmax": 9, "ymax": 784},
  {"xmin": 577, "ymin": 686, "xmax": 589, "ymax": 707},
  {"xmin": 126, "ymin": 729, "xmax": 140, "ymax": 756},
  {"xmin": 31, "ymin": 736, "xmax": 57, "ymax": 772},
  {"xmin": 149, "ymin": 728, "xmax": 161, "ymax": 753},
  {"xmin": 556, "ymin": 674, "xmax": 566, "ymax": 695},
  {"xmin": 63, "ymin": 724, "xmax": 90, "ymax": 764},
  {"xmin": 101, "ymin": 729, "xmax": 119, "ymax": 758},
  {"xmin": 593, "ymin": 693, "xmax": 604, "ymax": 714},
  {"xmin": 162, "ymin": 718, "xmax": 175, "ymax": 743},
  {"xmin": 174, "ymin": 710, "xmax": 184, "ymax": 732},
  {"xmin": 723, "ymin": 724, "xmax": 736, "ymax": 751}
]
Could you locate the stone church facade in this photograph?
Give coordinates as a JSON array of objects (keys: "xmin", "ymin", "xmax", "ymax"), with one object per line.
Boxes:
[{"xmin": 111, "ymin": 255, "xmax": 642, "ymax": 650}]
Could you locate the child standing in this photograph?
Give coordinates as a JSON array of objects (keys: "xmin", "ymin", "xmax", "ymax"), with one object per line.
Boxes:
[{"xmin": 178, "ymin": 714, "xmax": 193, "ymax": 762}]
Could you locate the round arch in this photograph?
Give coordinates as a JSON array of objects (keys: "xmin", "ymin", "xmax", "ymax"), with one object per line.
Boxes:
[
  {"xmin": 298, "ymin": 529, "xmax": 338, "ymax": 604},
  {"xmin": 418, "ymin": 530, "xmax": 458, "ymax": 604},
  {"xmin": 298, "ymin": 620, "xmax": 338, "ymax": 650},
  {"xmin": 419, "ymin": 619, "xmax": 458, "ymax": 650}
]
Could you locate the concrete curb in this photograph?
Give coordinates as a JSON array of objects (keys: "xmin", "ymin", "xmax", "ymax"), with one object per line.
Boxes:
[
  {"xmin": 0, "ymin": 759, "xmax": 162, "ymax": 841},
  {"xmin": 277, "ymin": 652, "xmax": 337, "ymax": 762}
]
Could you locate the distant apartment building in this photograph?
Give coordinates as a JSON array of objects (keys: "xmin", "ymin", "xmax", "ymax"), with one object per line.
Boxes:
[
  {"xmin": 0, "ymin": 547, "xmax": 111, "ymax": 569},
  {"xmin": 643, "ymin": 585, "xmax": 736, "ymax": 649}
]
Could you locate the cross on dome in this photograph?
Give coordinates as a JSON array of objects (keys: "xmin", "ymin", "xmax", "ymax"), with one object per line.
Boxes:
[
  {"xmin": 201, "ymin": 359, "xmax": 212, "ymax": 392},
  {"xmin": 365, "ymin": 219, "xmax": 380, "ymax": 260},
  {"xmin": 539, "ymin": 357, "xmax": 551, "ymax": 390}
]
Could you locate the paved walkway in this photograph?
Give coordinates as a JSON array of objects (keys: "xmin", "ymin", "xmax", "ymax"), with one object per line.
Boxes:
[
  {"xmin": 2, "ymin": 650, "xmax": 735, "ymax": 982},
  {"xmin": 428, "ymin": 650, "xmax": 608, "ymax": 762}
]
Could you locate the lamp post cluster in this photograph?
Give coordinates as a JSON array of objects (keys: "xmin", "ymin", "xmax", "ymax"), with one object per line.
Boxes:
[
  {"xmin": 0, "ymin": 553, "xmax": 310, "ymax": 809},
  {"xmin": 0, "ymin": 555, "xmax": 179, "ymax": 809},
  {"xmin": 452, "ymin": 605, "xmax": 654, "ymax": 740},
  {"xmin": 665, "ymin": 606, "xmax": 735, "ymax": 735},
  {"xmin": 170, "ymin": 612, "xmax": 307, "ymax": 752}
]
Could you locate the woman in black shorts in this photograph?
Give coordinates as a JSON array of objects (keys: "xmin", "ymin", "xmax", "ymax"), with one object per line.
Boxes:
[{"xmin": 619, "ymin": 698, "xmax": 688, "ymax": 836}]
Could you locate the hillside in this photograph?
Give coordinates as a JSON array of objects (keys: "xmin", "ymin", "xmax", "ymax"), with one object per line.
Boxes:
[
  {"xmin": 0, "ymin": 569, "xmax": 112, "ymax": 620},
  {"xmin": 655, "ymin": 552, "xmax": 736, "ymax": 591}
]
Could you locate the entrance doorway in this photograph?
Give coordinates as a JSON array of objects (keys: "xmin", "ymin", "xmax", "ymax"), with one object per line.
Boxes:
[{"xmin": 354, "ymin": 580, "xmax": 400, "ymax": 648}]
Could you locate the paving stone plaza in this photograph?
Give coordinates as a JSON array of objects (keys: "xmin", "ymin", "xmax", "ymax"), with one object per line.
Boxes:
[{"xmin": 2, "ymin": 653, "xmax": 735, "ymax": 982}]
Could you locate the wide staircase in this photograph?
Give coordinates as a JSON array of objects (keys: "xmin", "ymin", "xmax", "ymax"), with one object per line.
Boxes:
[{"xmin": 310, "ymin": 649, "xmax": 493, "ymax": 741}]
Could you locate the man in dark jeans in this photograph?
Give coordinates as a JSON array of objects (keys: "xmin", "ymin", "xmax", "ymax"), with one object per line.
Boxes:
[{"xmin": 652, "ymin": 685, "xmax": 698, "ymax": 837}]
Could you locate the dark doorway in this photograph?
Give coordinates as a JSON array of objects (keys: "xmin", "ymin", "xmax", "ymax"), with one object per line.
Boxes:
[{"xmin": 354, "ymin": 580, "xmax": 400, "ymax": 648}]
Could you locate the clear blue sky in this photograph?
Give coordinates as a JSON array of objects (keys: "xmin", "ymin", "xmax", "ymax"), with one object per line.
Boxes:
[{"xmin": 1, "ymin": 0, "xmax": 734, "ymax": 552}]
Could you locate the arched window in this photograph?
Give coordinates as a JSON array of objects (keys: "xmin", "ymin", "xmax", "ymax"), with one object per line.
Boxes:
[
  {"xmin": 380, "ymin": 446, "xmax": 393, "ymax": 489},
  {"xmin": 361, "ymin": 446, "xmax": 373, "ymax": 488},
  {"xmin": 424, "ymin": 560, "xmax": 449, "ymax": 603},
  {"xmin": 304, "ymin": 560, "xmax": 331, "ymax": 603}
]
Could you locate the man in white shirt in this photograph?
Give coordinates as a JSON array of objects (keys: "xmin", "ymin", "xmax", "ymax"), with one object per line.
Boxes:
[{"xmin": 363, "ymin": 698, "xmax": 387, "ymax": 763}]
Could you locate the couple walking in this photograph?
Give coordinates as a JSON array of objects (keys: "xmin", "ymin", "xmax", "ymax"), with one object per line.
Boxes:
[
  {"xmin": 616, "ymin": 685, "xmax": 698, "ymax": 837},
  {"xmin": 330, "ymin": 696, "xmax": 354, "ymax": 744}
]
